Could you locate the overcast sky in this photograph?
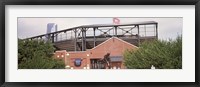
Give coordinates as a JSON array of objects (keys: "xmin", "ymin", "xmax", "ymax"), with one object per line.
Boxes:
[{"xmin": 18, "ymin": 17, "xmax": 182, "ymax": 40}]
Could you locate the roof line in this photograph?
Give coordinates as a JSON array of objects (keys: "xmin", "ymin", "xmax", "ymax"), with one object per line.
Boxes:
[
  {"xmin": 89, "ymin": 37, "xmax": 138, "ymax": 51},
  {"xmin": 113, "ymin": 37, "xmax": 139, "ymax": 49},
  {"xmin": 89, "ymin": 37, "xmax": 115, "ymax": 51}
]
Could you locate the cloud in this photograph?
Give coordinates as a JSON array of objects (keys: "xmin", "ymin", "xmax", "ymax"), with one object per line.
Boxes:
[{"xmin": 18, "ymin": 17, "xmax": 182, "ymax": 40}]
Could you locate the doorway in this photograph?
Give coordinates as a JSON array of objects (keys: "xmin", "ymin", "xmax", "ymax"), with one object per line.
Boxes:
[{"xmin": 90, "ymin": 59, "xmax": 105, "ymax": 69}]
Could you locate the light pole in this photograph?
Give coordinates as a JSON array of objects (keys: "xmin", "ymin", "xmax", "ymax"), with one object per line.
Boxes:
[{"xmin": 65, "ymin": 53, "xmax": 70, "ymax": 69}]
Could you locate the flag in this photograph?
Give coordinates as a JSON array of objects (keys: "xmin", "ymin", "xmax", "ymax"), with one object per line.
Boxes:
[{"xmin": 113, "ymin": 18, "xmax": 120, "ymax": 24}]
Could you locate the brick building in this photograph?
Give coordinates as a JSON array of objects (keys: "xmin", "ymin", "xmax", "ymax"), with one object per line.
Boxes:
[{"xmin": 54, "ymin": 37, "xmax": 138, "ymax": 69}]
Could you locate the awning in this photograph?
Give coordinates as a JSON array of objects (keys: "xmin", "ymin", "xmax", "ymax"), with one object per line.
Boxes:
[{"xmin": 110, "ymin": 56, "xmax": 123, "ymax": 62}]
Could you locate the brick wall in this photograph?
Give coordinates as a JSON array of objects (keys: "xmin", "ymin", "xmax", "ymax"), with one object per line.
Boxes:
[{"xmin": 54, "ymin": 37, "xmax": 138, "ymax": 69}]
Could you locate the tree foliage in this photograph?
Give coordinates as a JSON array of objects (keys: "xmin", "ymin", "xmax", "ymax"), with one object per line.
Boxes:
[
  {"xmin": 124, "ymin": 36, "xmax": 182, "ymax": 69},
  {"xmin": 18, "ymin": 39, "xmax": 65, "ymax": 69}
]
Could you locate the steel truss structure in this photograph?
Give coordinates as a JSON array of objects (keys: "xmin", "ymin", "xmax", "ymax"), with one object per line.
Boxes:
[{"xmin": 25, "ymin": 21, "xmax": 158, "ymax": 51}]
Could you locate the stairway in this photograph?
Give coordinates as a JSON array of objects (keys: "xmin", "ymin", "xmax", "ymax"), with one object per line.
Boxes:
[
  {"xmin": 54, "ymin": 40, "xmax": 76, "ymax": 51},
  {"xmin": 53, "ymin": 36, "xmax": 156, "ymax": 51}
]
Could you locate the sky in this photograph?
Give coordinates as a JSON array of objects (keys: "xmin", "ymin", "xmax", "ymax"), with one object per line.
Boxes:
[{"xmin": 17, "ymin": 17, "xmax": 182, "ymax": 40}]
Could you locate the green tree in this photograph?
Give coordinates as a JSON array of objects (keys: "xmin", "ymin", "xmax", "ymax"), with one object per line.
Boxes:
[
  {"xmin": 123, "ymin": 36, "xmax": 182, "ymax": 69},
  {"xmin": 18, "ymin": 39, "xmax": 65, "ymax": 69}
]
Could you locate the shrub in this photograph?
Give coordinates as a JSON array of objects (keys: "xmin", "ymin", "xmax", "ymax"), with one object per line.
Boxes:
[
  {"xmin": 124, "ymin": 36, "xmax": 182, "ymax": 69},
  {"xmin": 18, "ymin": 39, "xmax": 65, "ymax": 69}
]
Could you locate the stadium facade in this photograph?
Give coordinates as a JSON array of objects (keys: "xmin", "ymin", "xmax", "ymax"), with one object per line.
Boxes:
[
  {"xmin": 54, "ymin": 37, "xmax": 138, "ymax": 69},
  {"xmin": 25, "ymin": 21, "xmax": 158, "ymax": 69}
]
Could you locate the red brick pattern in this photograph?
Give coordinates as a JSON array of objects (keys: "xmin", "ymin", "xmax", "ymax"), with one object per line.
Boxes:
[{"xmin": 54, "ymin": 37, "xmax": 138, "ymax": 69}]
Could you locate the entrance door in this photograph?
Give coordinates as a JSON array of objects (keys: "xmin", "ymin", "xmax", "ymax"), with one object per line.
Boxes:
[{"xmin": 90, "ymin": 59, "xmax": 105, "ymax": 69}]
